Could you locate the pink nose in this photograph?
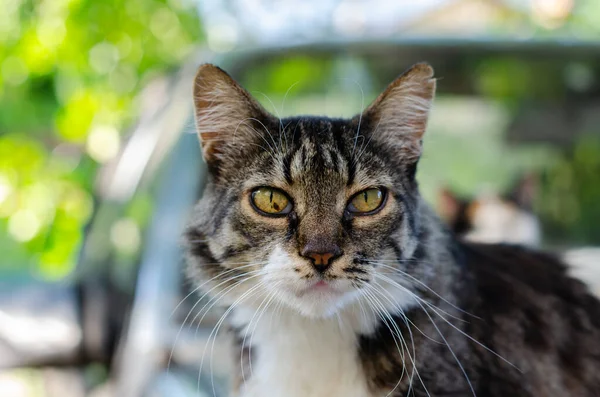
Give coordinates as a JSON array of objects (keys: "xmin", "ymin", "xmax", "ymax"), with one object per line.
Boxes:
[
  {"xmin": 300, "ymin": 241, "xmax": 342, "ymax": 272},
  {"xmin": 306, "ymin": 252, "xmax": 335, "ymax": 266}
]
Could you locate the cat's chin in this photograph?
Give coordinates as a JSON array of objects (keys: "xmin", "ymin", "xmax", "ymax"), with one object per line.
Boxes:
[{"xmin": 276, "ymin": 286, "xmax": 361, "ymax": 319}]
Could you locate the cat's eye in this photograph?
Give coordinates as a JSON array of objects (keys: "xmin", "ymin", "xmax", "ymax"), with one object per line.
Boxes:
[
  {"xmin": 251, "ymin": 187, "xmax": 292, "ymax": 216},
  {"xmin": 347, "ymin": 188, "xmax": 386, "ymax": 215}
]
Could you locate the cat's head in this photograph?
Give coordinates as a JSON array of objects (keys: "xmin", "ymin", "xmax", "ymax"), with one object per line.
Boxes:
[
  {"xmin": 437, "ymin": 174, "xmax": 541, "ymax": 246},
  {"xmin": 185, "ymin": 63, "xmax": 436, "ymax": 318}
]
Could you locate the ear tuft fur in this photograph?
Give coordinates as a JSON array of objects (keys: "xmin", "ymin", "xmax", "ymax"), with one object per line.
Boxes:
[
  {"xmin": 363, "ymin": 63, "xmax": 436, "ymax": 162},
  {"xmin": 193, "ymin": 64, "xmax": 272, "ymax": 164}
]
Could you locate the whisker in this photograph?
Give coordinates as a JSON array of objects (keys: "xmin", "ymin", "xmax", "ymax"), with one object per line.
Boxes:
[
  {"xmin": 373, "ymin": 273, "xmax": 520, "ymax": 373},
  {"xmin": 192, "ymin": 272, "xmax": 264, "ymax": 343},
  {"xmin": 412, "ymin": 295, "xmax": 477, "ymax": 397},
  {"xmin": 246, "ymin": 283, "xmax": 282, "ymax": 380},
  {"xmin": 353, "ymin": 116, "xmax": 382, "ymax": 164},
  {"xmin": 240, "ymin": 282, "xmax": 280, "ymax": 383},
  {"xmin": 362, "ymin": 286, "xmax": 430, "ymax": 397},
  {"xmin": 280, "ymin": 81, "xmax": 301, "ymax": 149},
  {"xmin": 201, "ymin": 281, "xmax": 265, "ymax": 396},
  {"xmin": 368, "ymin": 277, "xmax": 443, "ymax": 345},
  {"xmin": 167, "ymin": 266, "xmax": 263, "ymax": 373},
  {"xmin": 424, "ymin": 301, "xmax": 521, "ymax": 372},
  {"xmin": 372, "ymin": 271, "xmax": 469, "ymax": 324},
  {"xmin": 369, "ymin": 261, "xmax": 479, "ymax": 319},
  {"xmin": 336, "ymin": 78, "xmax": 365, "ymax": 155},
  {"xmin": 193, "ymin": 277, "xmax": 257, "ymax": 395},
  {"xmin": 362, "ymin": 284, "xmax": 430, "ymax": 397},
  {"xmin": 231, "ymin": 117, "xmax": 278, "ymax": 160},
  {"xmin": 253, "ymin": 91, "xmax": 284, "ymax": 146},
  {"xmin": 248, "ymin": 116, "xmax": 281, "ymax": 153}
]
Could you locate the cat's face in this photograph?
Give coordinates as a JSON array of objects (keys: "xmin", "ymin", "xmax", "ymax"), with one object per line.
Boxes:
[{"xmin": 186, "ymin": 64, "xmax": 435, "ymax": 318}]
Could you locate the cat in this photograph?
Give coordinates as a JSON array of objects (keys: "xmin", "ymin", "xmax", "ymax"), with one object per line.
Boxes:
[
  {"xmin": 184, "ymin": 63, "xmax": 600, "ymax": 397},
  {"xmin": 436, "ymin": 174, "xmax": 541, "ymax": 246},
  {"xmin": 437, "ymin": 179, "xmax": 600, "ymax": 296}
]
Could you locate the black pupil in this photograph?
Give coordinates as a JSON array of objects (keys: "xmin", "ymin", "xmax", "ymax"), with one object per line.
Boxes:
[
  {"xmin": 363, "ymin": 191, "xmax": 369, "ymax": 203},
  {"xmin": 269, "ymin": 190, "xmax": 280, "ymax": 211}
]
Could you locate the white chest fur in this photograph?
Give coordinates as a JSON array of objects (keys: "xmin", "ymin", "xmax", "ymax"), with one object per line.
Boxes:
[{"xmin": 230, "ymin": 305, "xmax": 375, "ymax": 397}]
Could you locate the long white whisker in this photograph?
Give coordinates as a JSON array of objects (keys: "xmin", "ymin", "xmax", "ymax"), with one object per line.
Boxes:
[
  {"xmin": 362, "ymin": 284, "xmax": 429, "ymax": 397},
  {"xmin": 246, "ymin": 283, "xmax": 282, "ymax": 379},
  {"xmin": 203, "ymin": 281, "xmax": 265, "ymax": 397},
  {"xmin": 192, "ymin": 273, "xmax": 265, "ymax": 343},
  {"xmin": 412, "ymin": 294, "xmax": 477, "ymax": 397},
  {"xmin": 240, "ymin": 282, "xmax": 280, "ymax": 383},
  {"xmin": 254, "ymin": 91, "xmax": 285, "ymax": 152},
  {"xmin": 250, "ymin": 111, "xmax": 280, "ymax": 153},
  {"xmin": 370, "ymin": 261, "xmax": 479, "ymax": 319},
  {"xmin": 232, "ymin": 117, "xmax": 278, "ymax": 160},
  {"xmin": 167, "ymin": 266, "xmax": 263, "ymax": 373},
  {"xmin": 372, "ymin": 271, "xmax": 468, "ymax": 325},
  {"xmin": 373, "ymin": 272, "xmax": 518, "ymax": 371},
  {"xmin": 425, "ymin": 300, "xmax": 521, "ymax": 372},
  {"xmin": 280, "ymin": 82, "xmax": 300, "ymax": 149},
  {"xmin": 193, "ymin": 276, "xmax": 259, "ymax": 395}
]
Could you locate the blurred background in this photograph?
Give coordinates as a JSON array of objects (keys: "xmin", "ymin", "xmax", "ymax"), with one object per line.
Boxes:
[{"xmin": 1, "ymin": 0, "xmax": 599, "ymax": 396}]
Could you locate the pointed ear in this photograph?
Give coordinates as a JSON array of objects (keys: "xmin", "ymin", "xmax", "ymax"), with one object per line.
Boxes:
[
  {"xmin": 508, "ymin": 172, "xmax": 538, "ymax": 210},
  {"xmin": 362, "ymin": 63, "xmax": 436, "ymax": 162},
  {"xmin": 193, "ymin": 64, "xmax": 272, "ymax": 164}
]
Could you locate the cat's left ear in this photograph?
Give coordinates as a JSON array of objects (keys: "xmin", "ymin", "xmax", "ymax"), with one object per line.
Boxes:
[
  {"xmin": 361, "ymin": 63, "xmax": 436, "ymax": 162},
  {"xmin": 192, "ymin": 64, "xmax": 273, "ymax": 166}
]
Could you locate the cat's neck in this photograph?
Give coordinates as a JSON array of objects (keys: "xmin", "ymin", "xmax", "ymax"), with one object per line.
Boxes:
[{"xmin": 229, "ymin": 302, "xmax": 376, "ymax": 397}]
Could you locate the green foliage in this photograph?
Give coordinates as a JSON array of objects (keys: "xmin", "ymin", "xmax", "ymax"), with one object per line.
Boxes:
[
  {"xmin": 539, "ymin": 136, "xmax": 600, "ymax": 244},
  {"xmin": 0, "ymin": 0, "xmax": 201, "ymax": 279}
]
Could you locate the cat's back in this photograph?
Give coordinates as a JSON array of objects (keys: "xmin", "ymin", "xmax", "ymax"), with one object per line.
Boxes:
[{"xmin": 460, "ymin": 241, "xmax": 600, "ymax": 396}]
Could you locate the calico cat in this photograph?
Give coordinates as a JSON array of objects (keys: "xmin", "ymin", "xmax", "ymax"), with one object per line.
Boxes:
[
  {"xmin": 438, "ymin": 179, "xmax": 600, "ymax": 297},
  {"xmin": 185, "ymin": 63, "xmax": 600, "ymax": 397},
  {"xmin": 436, "ymin": 174, "xmax": 541, "ymax": 246}
]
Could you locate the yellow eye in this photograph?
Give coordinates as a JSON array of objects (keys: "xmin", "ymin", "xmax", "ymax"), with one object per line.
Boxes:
[
  {"xmin": 251, "ymin": 187, "xmax": 292, "ymax": 216},
  {"xmin": 347, "ymin": 188, "xmax": 386, "ymax": 214}
]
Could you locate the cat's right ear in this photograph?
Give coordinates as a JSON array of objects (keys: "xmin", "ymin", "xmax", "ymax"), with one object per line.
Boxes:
[
  {"xmin": 193, "ymin": 64, "xmax": 271, "ymax": 165},
  {"xmin": 508, "ymin": 172, "xmax": 538, "ymax": 210}
]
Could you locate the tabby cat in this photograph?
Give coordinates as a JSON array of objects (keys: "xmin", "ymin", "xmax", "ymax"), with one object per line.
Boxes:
[{"xmin": 185, "ymin": 63, "xmax": 600, "ymax": 397}]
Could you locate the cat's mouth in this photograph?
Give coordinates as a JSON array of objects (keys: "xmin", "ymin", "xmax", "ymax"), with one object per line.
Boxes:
[{"xmin": 297, "ymin": 279, "xmax": 343, "ymax": 297}]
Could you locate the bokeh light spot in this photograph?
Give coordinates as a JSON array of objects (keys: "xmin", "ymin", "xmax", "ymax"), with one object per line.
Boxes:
[
  {"xmin": 89, "ymin": 42, "xmax": 120, "ymax": 74},
  {"xmin": 8, "ymin": 210, "xmax": 41, "ymax": 242},
  {"xmin": 532, "ymin": 0, "xmax": 573, "ymax": 29},
  {"xmin": 150, "ymin": 8, "xmax": 180, "ymax": 41},
  {"xmin": 110, "ymin": 218, "xmax": 141, "ymax": 254},
  {"xmin": 0, "ymin": 174, "xmax": 13, "ymax": 205},
  {"xmin": 86, "ymin": 125, "xmax": 121, "ymax": 163},
  {"xmin": 206, "ymin": 22, "xmax": 238, "ymax": 53},
  {"xmin": 36, "ymin": 18, "xmax": 66, "ymax": 49}
]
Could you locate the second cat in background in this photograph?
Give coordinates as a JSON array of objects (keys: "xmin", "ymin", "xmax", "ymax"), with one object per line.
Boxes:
[{"xmin": 437, "ymin": 174, "xmax": 600, "ymax": 295}]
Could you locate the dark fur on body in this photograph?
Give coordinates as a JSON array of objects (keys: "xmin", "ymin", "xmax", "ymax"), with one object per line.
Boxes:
[{"xmin": 185, "ymin": 64, "xmax": 600, "ymax": 396}]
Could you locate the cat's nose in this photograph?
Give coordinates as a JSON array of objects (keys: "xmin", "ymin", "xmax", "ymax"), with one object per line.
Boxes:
[{"xmin": 300, "ymin": 240, "xmax": 342, "ymax": 272}]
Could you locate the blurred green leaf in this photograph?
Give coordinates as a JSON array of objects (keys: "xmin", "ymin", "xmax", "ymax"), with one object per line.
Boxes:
[{"xmin": 0, "ymin": 0, "xmax": 202, "ymax": 279}]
